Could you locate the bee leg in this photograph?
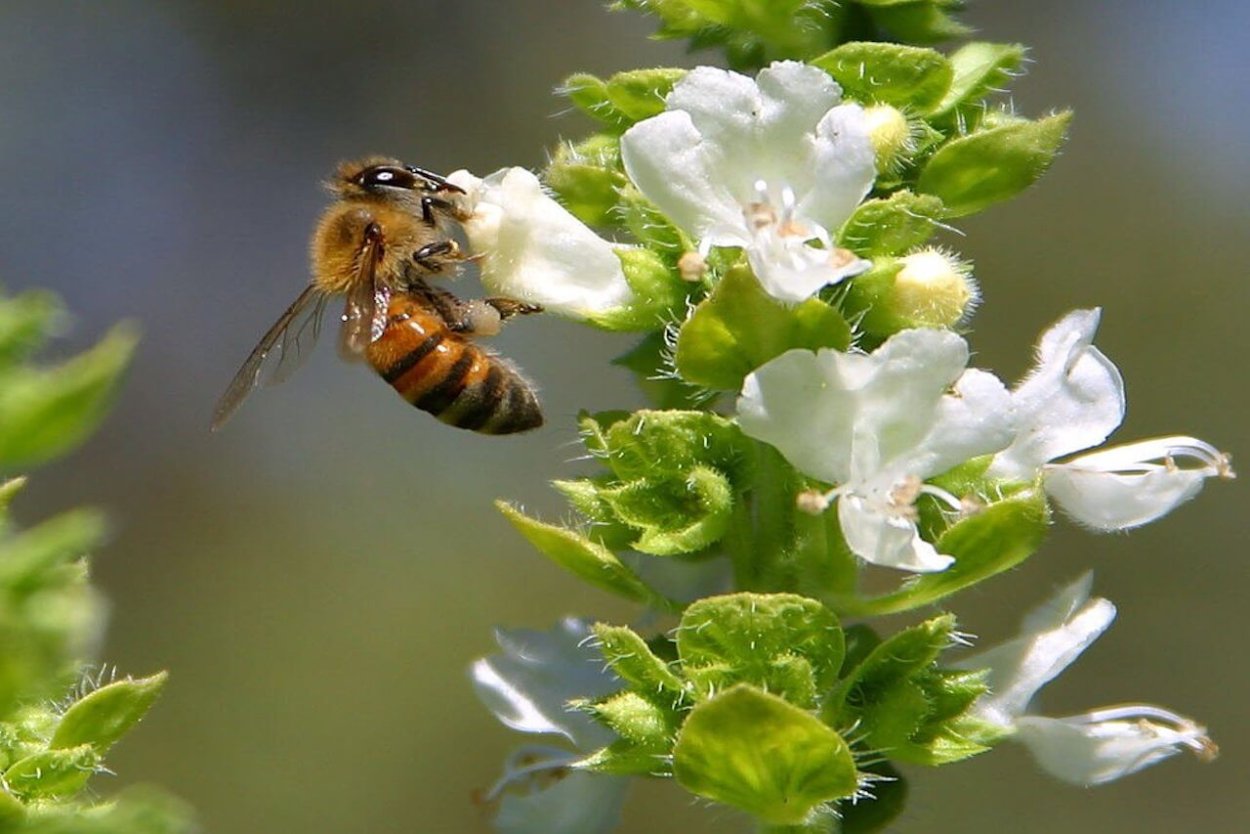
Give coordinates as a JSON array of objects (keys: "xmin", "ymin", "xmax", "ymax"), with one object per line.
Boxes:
[
  {"xmin": 413, "ymin": 239, "xmax": 462, "ymax": 273},
  {"xmin": 420, "ymin": 194, "xmax": 469, "ymax": 225},
  {"xmin": 484, "ymin": 298, "xmax": 544, "ymax": 320}
]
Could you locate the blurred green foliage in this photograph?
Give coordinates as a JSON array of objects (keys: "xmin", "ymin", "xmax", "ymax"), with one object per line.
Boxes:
[{"xmin": 0, "ymin": 288, "xmax": 192, "ymax": 832}]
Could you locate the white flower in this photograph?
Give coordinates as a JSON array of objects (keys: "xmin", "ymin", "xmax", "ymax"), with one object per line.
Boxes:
[
  {"xmin": 471, "ymin": 618, "xmax": 628, "ymax": 834},
  {"xmin": 957, "ymin": 574, "xmax": 1216, "ymax": 786},
  {"xmin": 620, "ymin": 61, "xmax": 875, "ymax": 304},
  {"xmin": 737, "ymin": 329, "xmax": 1015, "ymax": 572},
  {"xmin": 447, "ymin": 167, "xmax": 635, "ymax": 320},
  {"xmin": 988, "ymin": 309, "xmax": 1234, "ymax": 530}
]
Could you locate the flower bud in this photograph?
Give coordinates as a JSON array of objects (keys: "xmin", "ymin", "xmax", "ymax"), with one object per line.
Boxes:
[
  {"xmin": 890, "ymin": 248, "xmax": 978, "ymax": 328},
  {"xmin": 863, "ymin": 104, "xmax": 914, "ymax": 173}
]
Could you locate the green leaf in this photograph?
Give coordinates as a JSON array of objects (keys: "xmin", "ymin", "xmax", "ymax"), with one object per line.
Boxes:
[
  {"xmin": 812, "ymin": 42, "xmax": 952, "ymax": 111},
  {"xmin": 0, "ymin": 290, "xmax": 63, "ymax": 366},
  {"xmin": 0, "ymin": 509, "xmax": 105, "ymax": 595},
  {"xmin": 677, "ymin": 593, "xmax": 844, "ymax": 707},
  {"xmin": 0, "ymin": 323, "xmax": 138, "ymax": 470},
  {"xmin": 917, "ymin": 112, "xmax": 1071, "ymax": 217},
  {"xmin": 605, "ymin": 68, "xmax": 686, "ymax": 121},
  {"xmin": 933, "ymin": 42, "xmax": 1028, "ymax": 119},
  {"xmin": 862, "ymin": 2, "xmax": 971, "ymax": 45},
  {"xmin": 51, "ymin": 672, "xmax": 167, "ymax": 753},
  {"xmin": 495, "ymin": 501, "xmax": 672, "ymax": 609},
  {"xmin": 675, "ymin": 266, "xmax": 852, "ymax": 391},
  {"xmin": 673, "ymin": 684, "xmax": 857, "ymax": 825},
  {"xmin": 4, "ymin": 743, "xmax": 98, "ymax": 799},
  {"xmin": 592, "ymin": 624, "xmax": 686, "ymax": 704},
  {"xmin": 841, "ymin": 490, "xmax": 1049, "ymax": 615},
  {"xmin": 838, "ymin": 191, "xmax": 946, "ymax": 257}
]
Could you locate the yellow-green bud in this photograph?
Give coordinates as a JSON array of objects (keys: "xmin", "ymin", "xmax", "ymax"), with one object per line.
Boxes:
[
  {"xmin": 891, "ymin": 248, "xmax": 978, "ymax": 328},
  {"xmin": 863, "ymin": 104, "xmax": 913, "ymax": 173}
]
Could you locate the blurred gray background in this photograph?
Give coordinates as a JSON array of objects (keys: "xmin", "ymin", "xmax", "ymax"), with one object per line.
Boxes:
[{"xmin": 1, "ymin": 1, "xmax": 1246, "ymax": 831}]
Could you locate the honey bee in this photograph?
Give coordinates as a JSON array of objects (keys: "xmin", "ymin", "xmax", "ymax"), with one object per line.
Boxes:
[{"xmin": 211, "ymin": 157, "xmax": 544, "ymax": 434}]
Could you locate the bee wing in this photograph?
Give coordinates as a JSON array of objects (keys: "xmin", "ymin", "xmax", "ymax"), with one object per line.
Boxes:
[
  {"xmin": 338, "ymin": 223, "xmax": 388, "ymax": 360},
  {"xmin": 210, "ymin": 284, "xmax": 329, "ymax": 431}
]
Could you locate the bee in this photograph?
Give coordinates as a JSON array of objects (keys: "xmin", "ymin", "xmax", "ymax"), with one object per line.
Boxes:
[{"xmin": 211, "ymin": 157, "xmax": 544, "ymax": 434}]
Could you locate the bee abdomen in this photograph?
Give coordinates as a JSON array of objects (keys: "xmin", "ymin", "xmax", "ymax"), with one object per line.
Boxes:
[{"xmin": 381, "ymin": 337, "xmax": 542, "ymax": 434}]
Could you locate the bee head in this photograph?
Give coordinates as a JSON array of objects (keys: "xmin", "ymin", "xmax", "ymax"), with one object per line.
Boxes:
[{"xmin": 330, "ymin": 157, "xmax": 464, "ymax": 202}]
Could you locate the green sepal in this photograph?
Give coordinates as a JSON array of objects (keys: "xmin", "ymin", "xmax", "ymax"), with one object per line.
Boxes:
[
  {"xmin": 612, "ymin": 333, "xmax": 693, "ymax": 411},
  {"xmin": 545, "ymin": 136, "xmax": 626, "ymax": 228},
  {"xmin": 838, "ymin": 190, "xmax": 945, "ymax": 257},
  {"xmin": 605, "ymin": 68, "xmax": 686, "ymax": 121},
  {"xmin": 828, "ymin": 614, "xmax": 954, "ymax": 718},
  {"xmin": 677, "ymin": 593, "xmax": 844, "ymax": 708},
  {"xmin": 673, "ymin": 684, "xmax": 858, "ymax": 825},
  {"xmin": 861, "ymin": 1, "xmax": 971, "ymax": 45},
  {"xmin": 839, "ymin": 489, "xmax": 1049, "ymax": 616},
  {"xmin": 578, "ymin": 736, "xmax": 672, "ymax": 777},
  {"xmin": 4, "ymin": 743, "xmax": 98, "ymax": 799},
  {"xmin": 582, "ymin": 248, "xmax": 690, "ymax": 332},
  {"xmin": 550, "ymin": 478, "xmax": 637, "ymax": 550},
  {"xmin": 0, "ymin": 323, "xmax": 138, "ymax": 470},
  {"xmin": 840, "ymin": 761, "xmax": 907, "ymax": 834},
  {"xmin": 675, "ymin": 266, "xmax": 852, "ymax": 391},
  {"xmin": 561, "ymin": 73, "xmax": 629, "ymax": 130},
  {"xmin": 837, "ymin": 258, "xmax": 905, "ymax": 341},
  {"xmin": 917, "ymin": 112, "xmax": 1072, "ymax": 217},
  {"xmin": 494, "ymin": 501, "xmax": 673, "ymax": 610},
  {"xmin": 592, "ymin": 624, "xmax": 687, "ymax": 705},
  {"xmin": 51, "ymin": 672, "xmax": 167, "ymax": 754},
  {"xmin": 812, "ymin": 42, "xmax": 952, "ymax": 112},
  {"xmin": 0, "ymin": 290, "xmax": 64, "ymax": 366},
  {"xmin": 600, "ymin": 466, "xmax": 733, "ymax": 556},
  {"xmin": 578, "ymin": 690, "xmax": 676, "ymax": 747},
  {"xmin": 617, "ymin": 185, "xmax": 691, "ymax": 255},
  {"xmin": 932, "ymin": 42, "xmax": 1028, "ymax": 121}
]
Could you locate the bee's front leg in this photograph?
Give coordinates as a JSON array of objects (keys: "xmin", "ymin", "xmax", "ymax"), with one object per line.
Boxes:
[
  {"xmin": 484, "ymin": 298, "xmax": 544, "ymax": 320},
  {"xmin": 412, "ymin": 239, "xmax": 463, "ymax": 274}
]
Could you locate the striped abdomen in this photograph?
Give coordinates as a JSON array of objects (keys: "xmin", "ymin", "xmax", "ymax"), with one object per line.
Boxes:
[{"xmin": 365, "ymin": 292, "xmax": 543, "ymax": 434}]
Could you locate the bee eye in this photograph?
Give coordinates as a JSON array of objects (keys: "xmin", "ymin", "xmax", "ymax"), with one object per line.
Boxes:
[{"xmin": 358, "ymin": 166, "xmax": 416, "ymax": 190}]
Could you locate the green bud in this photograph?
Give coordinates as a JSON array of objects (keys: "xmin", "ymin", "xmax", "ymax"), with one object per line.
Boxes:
[
  {"xmin": 859, "ymin": 1, "xmax": 971, "ymax": 45},
  {"xmin": 673, "ymin": 684, "xmax": 858, "ymax": 825},
  {"xmin": 581, "ymin": 691, "xmax": 674, "ymax": 746},
  {"xmin": 863, "ymin": 104, "xmax": 915, "ymax": 174},
  {"xmin": 0, "ymin": 289, "xmax": 63, "ymax": 366},
  {"xmin": 616, "ymin": 184, "xmax": 690, "ymax": 254},
  {"xmin": 4, "ymin": 743, "xmax": 98, "ymax": 799},
  {"xmin": 596, "ymin": 410, "xmax": 753, "ymax": 484},
  {"xmin": 888, "ymin": 248, "xmax": 977, "ymax": 329},
  {"xmin": 550, "ymin": 478, "xmax": 637, "ymax": 550},
  {"xmin": 51, "ymin": 672, "xmax": 167, "ymax": 754},
  {"xmin": 599, "ymin": 466, "xmax": 735, "ymax": 556},
  {"xmin": 677, "ymin": 593, "xmax": 844, "ymax": 707},
  {"xmin": 675, "ymin": 266, "xmax": 852, "ymax": 391},
  {"xmin": 812, "ymin": 42, "xmax": 953, "ymax": 112},
  {"xmin": 561, "ymin": 72, "xmax": 628, "ymax": 130},
  {"xmin": 917, "ymin": 111, "xmax": 1072, "ymax": 217},
  {"xmin": 494, "ymin": 501, "xmax": 671, "ymax": 609}
]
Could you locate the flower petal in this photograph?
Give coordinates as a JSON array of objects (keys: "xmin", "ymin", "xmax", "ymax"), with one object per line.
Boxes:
[
  {"xmin": 746, "ymin": 229, "xmax": 870, "ymax": 304},
  {"xmin": 470, "ymin": 618, "xmax": 619, "ymax": 750},
  {"xmin": 798, "ymin": 103, "xmax": 876, "ymax": 230},
  {"xmin": 492, "ymin": 745, "xmax": 630, "ymax": 834},
  {"xmin": 1014, "ymin": 712, "xmax": 1210, "ymax": 786},
  {"xmin": 447, "ymin": 168, "xmax": 635, "ymax": 319},
  {"xmin": 838, "ymin": 494, "xmax": 954, "ymax": 573},
  {"xmin": 956, "ymin": 573, "xmax": 1116, "ymax": 727},
  {"xmin": 619, "ymin": 110, "xmax": 744, "ymax": 245},
  {"xmin": 990, "ymin": 309, "xmax": 1125, "ymax": 479},
  {"xmin": 1043, "ymin": 435, "xmax": 1230, "ymax": 530}
]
